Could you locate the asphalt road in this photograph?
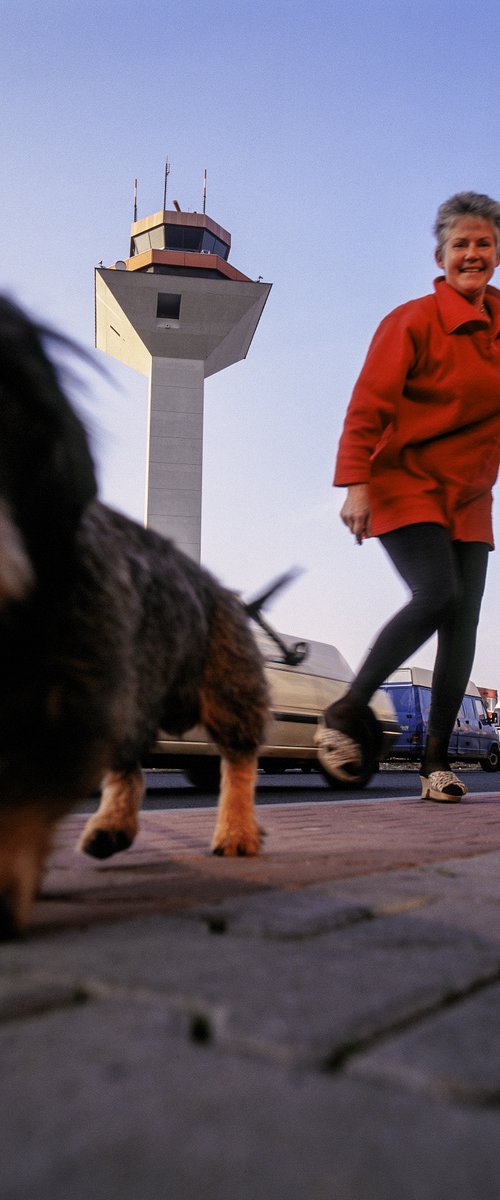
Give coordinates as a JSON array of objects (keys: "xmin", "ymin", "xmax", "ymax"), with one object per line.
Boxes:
[{"xmin": 137, "ymin": 765, "xmax": 500, "ymax": 809}]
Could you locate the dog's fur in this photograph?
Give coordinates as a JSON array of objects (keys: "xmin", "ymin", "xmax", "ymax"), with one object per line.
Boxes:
[{"xmin": 0, "ymin": 297, "xmax": 269, "ymax": 936}]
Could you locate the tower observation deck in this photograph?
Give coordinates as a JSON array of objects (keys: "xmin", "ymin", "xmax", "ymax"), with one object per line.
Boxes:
[{"xmin": 95, "ymin": 204, "xmax": 271, "ymax": 560}]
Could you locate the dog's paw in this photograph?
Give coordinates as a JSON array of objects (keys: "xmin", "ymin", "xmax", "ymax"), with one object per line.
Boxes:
[
  {"xmin": 211, "ymin": 822, "xmax": 263, "ymax": 857},
  {"xmin": 78, "ymin": 826, "xmax": 134, "ymax": 860}
]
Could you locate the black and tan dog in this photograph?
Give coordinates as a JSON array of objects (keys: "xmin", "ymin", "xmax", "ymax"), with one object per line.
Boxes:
[{"xmin": 0, "ymin": 297, "xmax": 268, "ymax": 936}]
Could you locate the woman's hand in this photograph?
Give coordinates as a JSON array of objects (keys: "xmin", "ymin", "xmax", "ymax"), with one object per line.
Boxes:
[{"xmin": 340, "ymin": 484, "xmax": 372, "ymax": 545}]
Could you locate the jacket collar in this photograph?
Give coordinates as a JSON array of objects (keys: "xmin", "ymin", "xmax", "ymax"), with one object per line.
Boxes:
[{"xmin": 434, "ymin": 276, "xmax": 500, "ymax": 335}]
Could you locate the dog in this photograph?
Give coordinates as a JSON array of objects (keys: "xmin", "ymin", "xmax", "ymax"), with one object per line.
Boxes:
[{"xmin": 0, "ymin": 296, "xmax": 269, "ymax": 937}]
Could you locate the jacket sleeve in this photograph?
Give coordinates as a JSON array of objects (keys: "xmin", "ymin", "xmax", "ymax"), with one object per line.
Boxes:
[{"xmin": 334, "ymin": 307, "xmax": 420, "ymax": 485}]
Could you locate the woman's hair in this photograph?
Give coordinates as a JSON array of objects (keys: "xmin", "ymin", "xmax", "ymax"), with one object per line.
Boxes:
[{"xmin": 433, "ymin": 191, "xmax": 500, "ymax": 255}]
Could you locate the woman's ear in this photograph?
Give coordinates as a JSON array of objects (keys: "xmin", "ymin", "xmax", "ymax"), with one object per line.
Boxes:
[{"xmin": 434, "ymin": 247, "xmax": 443, "ymax": 269}]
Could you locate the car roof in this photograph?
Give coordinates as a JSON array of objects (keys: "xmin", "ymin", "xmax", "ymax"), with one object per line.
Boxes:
[
  {"xmin": 255, "ymin": 628, "xmax": 354, "ymax": 683},
  {"xmin": 385, "ymin": 666, "xmax": 479, "ymax": 696}
]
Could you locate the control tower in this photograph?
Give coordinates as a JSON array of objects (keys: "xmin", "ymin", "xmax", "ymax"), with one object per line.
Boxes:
[{"xmin": 95, "ymin": 200, "xmax": 271, "ymax": 560}]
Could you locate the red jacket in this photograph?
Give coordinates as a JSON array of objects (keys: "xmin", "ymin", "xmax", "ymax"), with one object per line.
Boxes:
[{"xmin": 334, "ymin": 278, "xmax": 500, "ymax": 546}]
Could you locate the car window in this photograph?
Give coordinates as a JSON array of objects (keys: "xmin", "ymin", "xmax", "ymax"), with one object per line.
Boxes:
[
  {"xmin": 266, "ymin": 664, "xmax": 321, "ymax": 714},
  {"xmin": 417, "ymin": 687, "xmax": 431, "ymax": 720},
  {"xmin": 381, "ymin": 684, "xmax": 413, "ymax": 719},
  {"xmin": 461, "ymin": 696, "xmax": 477, "ymax": 721}
]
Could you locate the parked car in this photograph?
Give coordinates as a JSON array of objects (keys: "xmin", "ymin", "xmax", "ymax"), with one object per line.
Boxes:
[
  {"xmin": 380, "ymin": 666, "xmax": 500, "ymax": 772},
  {"xmin": 145, "ymin": 628, "xmax": 400, "ymax": 789}
]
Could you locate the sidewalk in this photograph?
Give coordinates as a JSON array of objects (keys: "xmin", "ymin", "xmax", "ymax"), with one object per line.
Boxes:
[{"xmin": 3, "ymin": 788, "xmax": 500, "ymax": 1198}]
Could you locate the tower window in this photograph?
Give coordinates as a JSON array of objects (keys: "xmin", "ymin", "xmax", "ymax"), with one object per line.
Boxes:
[
  {"xmin": 166, "ymin": 225, "xmax": 202, "ymax": 252},
  {"xmin": 157, "ymin": 293, "xmax": 181, "ymax": 319}
]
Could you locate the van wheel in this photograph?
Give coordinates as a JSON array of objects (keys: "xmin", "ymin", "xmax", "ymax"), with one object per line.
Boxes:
[
  {"xmin": 185, "ymin": 759, "xmax": 220, "ymax": 790},
  {"xmin": 480, "ymin": 743, "xmax": 500, "ymax": 772}
]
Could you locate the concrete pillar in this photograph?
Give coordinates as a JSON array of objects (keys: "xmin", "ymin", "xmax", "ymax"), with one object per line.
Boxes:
[{"xmin": 146, "ymin": 357, "xmax": 204, "ymax": 560}]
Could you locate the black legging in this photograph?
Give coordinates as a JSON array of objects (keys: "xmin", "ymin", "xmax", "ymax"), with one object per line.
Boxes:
[{"xmin": 348, "ymin": 523, "xmax": 489, "ymax": 747}]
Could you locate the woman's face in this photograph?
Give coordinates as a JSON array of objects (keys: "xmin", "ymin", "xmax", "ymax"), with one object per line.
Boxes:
[{"xmin": 435, "ymin": 216, "xmax": 500, "ymax": 304}]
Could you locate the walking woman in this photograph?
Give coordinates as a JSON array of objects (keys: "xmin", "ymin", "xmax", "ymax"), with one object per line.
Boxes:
[{"xmin": 316, "ymin": 191, "xmax": 500, "ymax": 801}]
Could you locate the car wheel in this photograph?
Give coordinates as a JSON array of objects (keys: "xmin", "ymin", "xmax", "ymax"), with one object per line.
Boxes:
[
  {"xmin": 480, "ymin": 742, "xmax": 500, "ymax": 772},
  {"xmin": 185, "ymin": 758, "xmax": 221, "ymax": 790}
]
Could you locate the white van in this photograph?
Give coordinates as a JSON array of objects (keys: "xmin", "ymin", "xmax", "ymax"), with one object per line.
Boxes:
[{"xmin": 146, "ymin": 629, "xmax": 400, "ymax": 789}]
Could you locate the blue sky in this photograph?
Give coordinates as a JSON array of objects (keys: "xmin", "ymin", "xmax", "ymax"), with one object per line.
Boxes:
[{"xmin": 2, "ymin": 0, "xmax": 500, "ymax": 687}]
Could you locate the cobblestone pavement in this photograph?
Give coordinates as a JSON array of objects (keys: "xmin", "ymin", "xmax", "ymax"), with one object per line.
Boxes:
[{"xmin": 3, "ymin": 789, "xmax": 500, "ymax": 1199}]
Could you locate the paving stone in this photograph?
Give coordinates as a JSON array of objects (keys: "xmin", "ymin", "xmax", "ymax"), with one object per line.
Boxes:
[
  {"xmin": 2, "ymin": 911, "xmax": 500, "ymax": 1067},
  {"xmin": 1, "ymin": 998, "xmax": 500, "ymax": 1200},
  {"xmin": 347, "ymin": 979, "xmax": 500, "ymax": 1103},
  {"xmin": 194, "ymin": 889, "xmax": 373, "ymax": 937},
  {"xmin": 0, "ymin": 976, "xmax": 87, "ymax": 1022},
  {"xmin": 29, "ymin": 797, "xmax": 500, "ymax": 934},
  {"xmin": 325, "ymin": 850, "xmax": 500, "ymax": 940},
  {"xmin": 3, "ymin": 803, "xmax": 500, "ymax": 1198}
]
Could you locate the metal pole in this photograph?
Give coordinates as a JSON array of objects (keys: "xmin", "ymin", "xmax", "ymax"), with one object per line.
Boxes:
[{"xmin": 163, "ymin": 159, "xmax": 170, "ymax": 211}]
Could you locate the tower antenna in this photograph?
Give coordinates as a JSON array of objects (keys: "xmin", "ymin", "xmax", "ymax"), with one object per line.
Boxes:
[
  {"xmin": 203, "ymin": 169, "xmax": 207, "ymax": 215},
  {"xmin": 163, "ymin": 158, "xmax": 170, "ymax": 211},
  {"xmin": 133, "ymin": 178, "xmax": 138, "ymax": 223}
]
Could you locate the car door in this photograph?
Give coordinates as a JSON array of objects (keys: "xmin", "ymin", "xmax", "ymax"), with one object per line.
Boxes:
[
  {"xmin": 455, "ymin": 695, "xmax": 481, "ymax": 757},
  {"xmin": 473, "ymin": 695, "xmax": 496, "ymax": 760},
  {"xmin": 264, "ymin": 661, "xmax": 325, "ymax": 753}
]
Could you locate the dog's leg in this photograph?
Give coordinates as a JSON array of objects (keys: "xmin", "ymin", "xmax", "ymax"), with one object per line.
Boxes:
[
  {"xmin": 211, "ymin": 755, "xmax": 262, "ymax": 856},
  {"xmin": 0, "ymin": 802, "xmax": 67, "ymax": 937},
  {"xmin": 199, "ymin": 594, "xmax": 268, "ymax": 857},
  {"xmin": 78, "ymin": 766, "xmax": 144, "ymax": 860}
]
